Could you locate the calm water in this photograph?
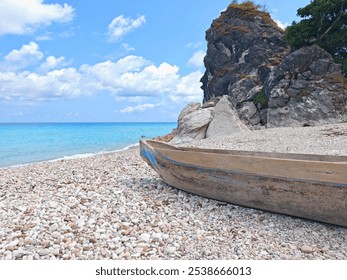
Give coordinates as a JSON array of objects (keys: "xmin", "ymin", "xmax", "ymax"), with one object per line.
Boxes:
[{"xmin": 0, "ymin": 122, "xmax": 176, "ymax": 168}]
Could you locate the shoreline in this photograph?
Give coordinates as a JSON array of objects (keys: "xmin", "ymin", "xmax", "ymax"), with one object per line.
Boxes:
[
  {"xmin": 0, "ymin": 123, "xmax": 346, "ymax": 260},
  {"xmin": 0, "ymin": 142, "xmax": 140, "ymax": 170}
]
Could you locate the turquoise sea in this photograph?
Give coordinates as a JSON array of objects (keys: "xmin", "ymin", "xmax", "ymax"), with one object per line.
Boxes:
[{"xmin": 0, "ymin": 122, "xmax": 176, "ymax": 168}]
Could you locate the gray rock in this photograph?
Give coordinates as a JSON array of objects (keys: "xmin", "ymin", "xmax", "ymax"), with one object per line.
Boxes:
[
  {"xmin": 258, "ymin": 65, "xmax": 272, "ymax": 84},
  {"xmin": 309, "ymin": 59, "xmax": 332, "ymax": 75},
  {"xmin": 201, "ymin": 2, "xmax": 288, "ymax": 103},
  {"xmin": 170, "ymin": 108, "xmax": 214, "ymax": 144},
  {"xmin": 38, "ymin": 249, "xmax": 50, "ymax": 256},
  {"xmin": 177, "ymin": 103, "xmax": 201, "ymax": 123},
  {"xmin": 206, "ymin": 96, "xmax": 249, "ymax": 138},
  {"xmin": 300, "ymin": 245, "xmax": 314, "ymax": 254},
  {"xmin": 228, "ymin": 78, "xmax": 260, "ymax": 105},
  {"xmin": 238, "ymin": 102, "xmax": 261, "ymax": 125},
  {"xmin": 265, "ymin": 45, "xmax": 347, "ymax": 127},
  {"xmin": 201, "ymin": 97, "xmax": 221, "ymax": 109}
]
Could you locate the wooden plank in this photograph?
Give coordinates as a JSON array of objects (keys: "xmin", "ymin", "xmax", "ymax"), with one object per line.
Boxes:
[{"xmin": 157, "ymin": 148, "xmax": 347, "ymax": 184}]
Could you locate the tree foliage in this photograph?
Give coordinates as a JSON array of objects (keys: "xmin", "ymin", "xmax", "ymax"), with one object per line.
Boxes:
[{"xmin": 284, "ymin": 0, "xmax": 347, "ymax": 77}]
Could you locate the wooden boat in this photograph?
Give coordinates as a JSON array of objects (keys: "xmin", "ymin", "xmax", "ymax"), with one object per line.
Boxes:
[{"xmin": 140, "ymin": 140, "xmax": 347, "ymax": 227}]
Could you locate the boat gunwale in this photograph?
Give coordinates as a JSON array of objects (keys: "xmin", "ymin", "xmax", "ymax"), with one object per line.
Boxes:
[
  {"xmin": 158, "ymin": 151, "xmax": 347, "ymax": 188},
  {"xmin": 141, "ymin": 140, "xmax": 347, "ymax": 164}
]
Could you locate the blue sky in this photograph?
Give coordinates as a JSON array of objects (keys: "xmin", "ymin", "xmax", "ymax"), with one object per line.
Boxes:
[{"xmin": 0, "ymin": 0, "xmax": 310, "ymax": 122}]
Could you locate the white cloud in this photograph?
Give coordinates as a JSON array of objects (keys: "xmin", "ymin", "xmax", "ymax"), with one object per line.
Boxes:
[
  {"xmin": 108, "ymin": 15, "xmax": 145, "ymax": 41},
  {"xmin": 0, "ymin": 42, "xmax": 203, "ymax": 105},
  {"xmin": 187, "ymin": 42, "xmax": 202, "ymax": 48},
  {"xmin": 36, "ymin": 33, "xmax": 53, "ymax": 41},
  {"xmin": 5, "ymin": 42, "xmax": 43, "ymax": 62},
  {"xmin": 105, "ymin": 43, "xmax": 135, "ymax": 61},
  {"xmin": 38, "ymin": 56, "xmax": 70, "ymax": 73},
  {"xmin": 0, "ymin": 67, "xmax": 82, "ymax": 102},
  {"xmin": 274, "ymin": 19, "xmax": 289, "ymax": 30},
  {"xmin": 0, "ymin": 0, "xmax": 74, "ymax": 35},
  {"xmin": 175, "ymin": 71, "xmax": 203, "ymax": 95},
  {"xmin": 120, "ymin": 43, "xmax": 135, "ymax": 53},
  {"xmin": 113, "ymin": 63, "xmax": 180, "ymax": 94},
  {"xmin": 0, "ymin": 42, "xmax": 43, "ymax": 71},
  {"xmin": 120, "ymin": 103, "xmax": 159, "ymax": 113},
  {"xmin": 188, "ymin": 50, "xmax": 206, "ymax": 68}
]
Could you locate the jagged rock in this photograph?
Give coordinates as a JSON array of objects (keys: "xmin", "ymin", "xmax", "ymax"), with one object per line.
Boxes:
[
  {"xmin": 170, "ymin": 108, "xmax": 214, "ymax": 144},
  {"xmin": 238, "ymin": 102, "xmax": 261, "ymax": 126},
  {"xmin": 201, "ymin": 2, "xmax": 288, "ymax": 103},
  {"xmin": 228, "ymin": 78, "xmax": 262, "ymax": 106},
  {"xmin": 265, "ymin": 45, "xmax": 347, "ymax": 127},
  {"xmin": 201, "ymin": 97, "xmax": 221, "ymax": 109},
  {"xmin": 177, "ymin": 103, "xmax": 201, "ymax": 122},
  {"xmin": 206, "ymin": 96, "xmax": 249, "ymax": 138}
]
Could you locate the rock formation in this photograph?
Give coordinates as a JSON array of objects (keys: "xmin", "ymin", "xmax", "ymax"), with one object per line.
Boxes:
[
  {"xmin": 170, "ymin": 96, "xmax": 248, "ymax": 144},
  {"xmin": 200, "ymin": 1, "xmax": 347, "ymax": 128},
  {"xmin": 170, "ymin": 2, "xmax": 347, "ymax": 143},
  {"xmin": 170, "ymin": 103, "xmax": 213, "ymax": 144},
  {"xmin": 205, "ymin": 96, "xmax": 249, "ymax": 138},
  {"xmin": 201, "ymin": 2, "xmax": 288, "ymax": 109},
  {"xmin": 265, "ymin": 45, "xmax": 347, "ymax": 127}
]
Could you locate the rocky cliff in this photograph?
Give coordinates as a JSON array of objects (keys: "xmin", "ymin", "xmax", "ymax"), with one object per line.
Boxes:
[
  {"xmin": 170, "ymin": 1, "xmax": 347, "ymax": 144},
  {"xmin": 201, "ymin": 1, "xmax": 347, "ymax": 128},
  {"xmin": 201, "ymin": 2, "xmax": 287, "ymax": 104}
]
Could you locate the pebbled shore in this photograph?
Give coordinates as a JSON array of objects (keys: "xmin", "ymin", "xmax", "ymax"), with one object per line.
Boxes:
[{"xmin": 0, "ymin": 123, "xmax": 347, "ymax": 260}]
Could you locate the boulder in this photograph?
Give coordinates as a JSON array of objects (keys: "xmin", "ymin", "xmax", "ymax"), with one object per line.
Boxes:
[
  {"xmin": 265, "ymin": 45, "xmax": 347, "ymax": 127},
  {"xmin": 170, "ymin": 107, "xmax": 214, "ymax": 144},
  {"xmin": 238, "ymin": 101, "xmax": 261, "ymax": 126},
  {"xmin": 206, "ymin": 96, "xmax": 249, "ymax": 138},
  {"xmin": 201, "ymin": 97, "xmax": 221, "ymax": 109},
  {"xmin": 177, "ymin": 102, "xmax": 201, "ymax": 122}
]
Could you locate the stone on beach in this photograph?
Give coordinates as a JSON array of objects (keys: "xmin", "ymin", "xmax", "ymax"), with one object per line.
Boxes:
[
  {"xmin": 0, "ymin": 124, "xmax": 347, "ymax": 260},
  {"xmin": 206, "ymin": 95, "xmax": 249, "ymax": 138}
]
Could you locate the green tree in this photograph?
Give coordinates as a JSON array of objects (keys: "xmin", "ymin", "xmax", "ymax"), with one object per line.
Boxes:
[{"xmin": 284, "ymin": 0, "xmax": 347, "ymax": 77}]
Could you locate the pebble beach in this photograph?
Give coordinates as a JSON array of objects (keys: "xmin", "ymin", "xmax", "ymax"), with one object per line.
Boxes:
[{"xmin": 0, "ymin": 123, "xmax": 347, "ymax": 260}]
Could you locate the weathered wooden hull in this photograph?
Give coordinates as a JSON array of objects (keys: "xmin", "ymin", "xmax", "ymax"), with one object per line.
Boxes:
[{"xmin": 140, "ymin": 140, "xmax": 347, "ymax": 227}]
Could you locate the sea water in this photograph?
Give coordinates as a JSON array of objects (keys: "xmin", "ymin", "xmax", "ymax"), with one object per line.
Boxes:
[{"xmin": 0, "ymin": 122, "xmax": 176, "ymax": 168}]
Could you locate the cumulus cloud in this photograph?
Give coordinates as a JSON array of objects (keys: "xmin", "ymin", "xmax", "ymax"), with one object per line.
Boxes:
[
  {"xmin": 274, "ymin": 19, "xmax": 289, "ymax": 30},
  {"xmin": 0, "ymin": 0, "xmax": 74, "ymax": 35},
  {"xmin": 38, "ymin": 56, "xmax": 70, "ymax": 73},
  {"xmin": 5, "ymin": 42, "xmax": 43, "ymax": 62},
  {"xmin": 0, "ymin": 41, "xmax": 43, "ymax": 71},
  {"xmin": 120, "ymin": 103, "xmax": 159, "ymax": 113},
  {"xmin": 187, "ymin": 50, "xmax": 206, "ymax": 68},
  {"xmin": 108, "ymin": 15, "xmax": 145, "ymax": 41},
  {"xmin": 0, "ymin": 42, "xmax": 203, "ymax": 105},
  {"xmin": 112, "ymin": 63, "xmax": 180, "ymax": 94},
  {"xmin": 175, "ymin": 71, "xmax": 203, "ymax": 95},
  {"xmin": 0, "ymin": 68, "xmax": 82, "ymax": 102}
]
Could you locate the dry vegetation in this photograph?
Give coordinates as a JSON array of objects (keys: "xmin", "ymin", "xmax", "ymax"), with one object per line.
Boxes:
[{"xmin": 211, "ymin": 1, "xmax": 282, "ymax": 35}]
